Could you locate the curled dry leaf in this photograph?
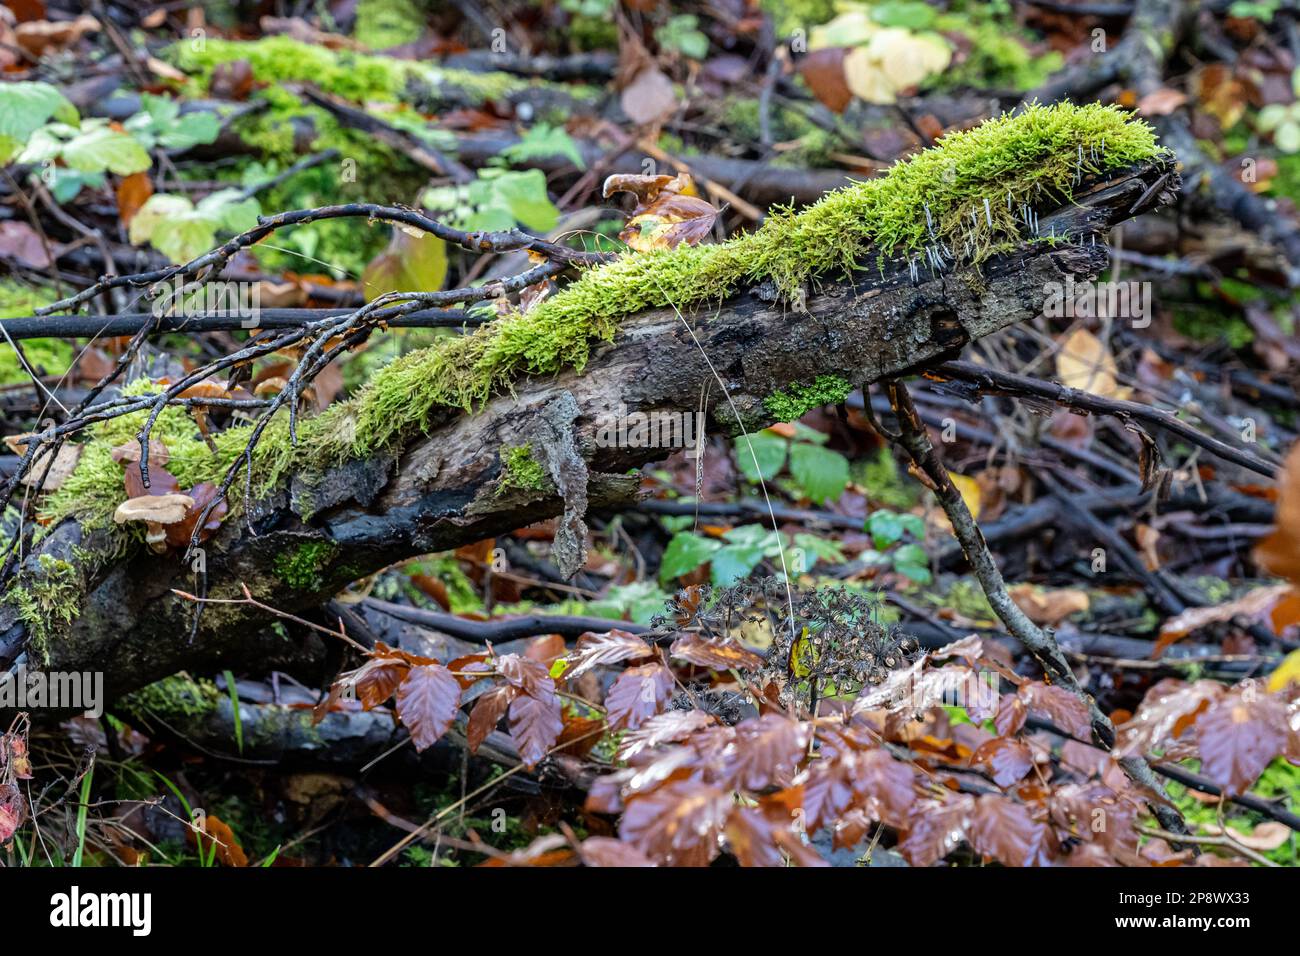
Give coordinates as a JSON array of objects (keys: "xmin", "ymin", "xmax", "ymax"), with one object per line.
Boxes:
[
  {"xmin": 603, "ymin": 172, "xmax": 720, "ymax": 252},
  {"xmin": 669, "ymin": 632, "xmax": 764, "ymax": 671},
  {"xmin": 565, "ymin": 628, "xmax": 655, "ymax": 680}
]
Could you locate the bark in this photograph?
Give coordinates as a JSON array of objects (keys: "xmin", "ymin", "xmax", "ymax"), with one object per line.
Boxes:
[{"xmin": 0, "ymin": 157, "xmax": 1179, "ymax": 702}]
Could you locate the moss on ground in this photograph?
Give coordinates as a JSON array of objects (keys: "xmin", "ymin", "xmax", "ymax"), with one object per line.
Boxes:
[{"xmin": 121, "ymin": 673, "xmax": 221, "ymax": 722}]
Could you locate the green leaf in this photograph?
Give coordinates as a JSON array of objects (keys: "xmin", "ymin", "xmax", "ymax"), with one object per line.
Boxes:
[
  {"xmin": 128, "ymin": 194, "xmax": 195, "ymax": 246},
  {"xmin": 0, "ymin": 82, "xmax": 79, "ymax": 143},
  {"xmin": 870, "ymin": 1, "xmax": 937, "ymax": 29},
  {"xmin": 866, "ymin": 510, "xmax": 906, "ymax": 547},
  {"xmin": 790, "ymin": 441, "xmax": 849, "ymax": 504},
  {"xmin": 152, "ymin": 217, "xmax": 219, "ymax": 265},
  {"xmin": 892, "ymin": 543, "xmax": 932, "ymax": 584},
  {"xmin": 196, "ymin": 189, "xmax": 260, "ymax": 233},
  {"xmin": 159, "ymin": 111, "xmax": 222, "ymax": 150},
  {"xmin": 659, "ymin": 531, "xmax": 722, "ymax": 583},
  {"xmin": 734, "ymin": 430, "xmax": 788, "ymax": 483},
  {"xmin": 711, "ymin": 544, "xmax": 767, "ymax": 585},
  {"xmin": 1276, "ymin": 120, "xmax": 1300, "ymax": 154},
  {"xmin": 792, "ymin": 532, "xmax": 846, "ymax": 569},
  {"xmin": 61, "ymin": 124, "xmax": 151, "ymax": 175},
  {"xmin": 362, "ymin": 228, "xmax": 449, "ymax": 302},
  {"xmin": 494, "ymin": 168, "xmax": 559, "ymax": 232},
  {"xmin": 500, "ymin": 123, "xmax": 586, "ymax": 170}
]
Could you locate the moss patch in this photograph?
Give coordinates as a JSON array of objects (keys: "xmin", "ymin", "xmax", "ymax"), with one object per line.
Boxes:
[
  {"xmin": 498, "ymin": 443, "xmax": 548, "ymax": 494},
  {"xmin": 7, "ymin": 555, "xmax": 80, "ymax": 664},
  {"xmin": 121, "ymin": 673, "xmax": 220, "ymax": 722},
  {"xmin": 765, "ymin": 375, "xmax": 854, "ymax": 422},
  {"xmin": 273, "ymin": 540, "xmax": 340, "ymax": 591},
  {"xmin": 346, "ymin": 102, "xmax": 1161, "ymax": 447}
]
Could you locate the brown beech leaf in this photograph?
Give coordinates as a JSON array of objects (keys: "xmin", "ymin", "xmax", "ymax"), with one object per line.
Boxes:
[
  {"xmin": 969, "ymin": 794, "xmax": 1050, "ymax": 866},
  {"xmin": 1017, "ymin": 682, "xmax": 1092, "ymax": 741},
  {"xmin": 565, "ymin": 629, "xmax": 655, "ymax": 679},
  {"xmin": 897, "ymin": 794, "xmax": 974, "ymax": 867},
  {"xmin": 604, "ymin": 663, "xmax": 674, "ymax": 732},
  {"xmin": 164, "ymin": 481, "xmax": 229, "ymax": 548},
  {"xmin": 395, "ymin": 664, "xmax": 462, "ymax": 752},
  {"xmin": 619, "ymin": 65, "xmax": 677, "ymax": 126},
  {"xmin": 850, "ymin": 748, "xmax": 917, "ymax": 828},
  {"xmin": 350, "ymin": 657, "xmax": 409, "ymax": 711},
  {"xmin": 618, "ymin": 779, "xmax": 732, "ymax": 866},
  {"xmin": 1194, "ymin": 689, "xmax": 1290, "ymax": 796},
  {"xmin": 604, "ymin": 172, "xmax": 719, "ymax": 252},
  {"xmin": 523, "ymin": 633, "xmax": 567, "ymax": 665},
  {"xmin": 123, "ymin": 460, "xmax": 181, "ymax": 498},
  {"xmin": 717, "ymin": 714, "xmax": 810, "ymax": 791},
  {"xmin": 801, "ymin": 758, "xmax": 855, "ymax": 832},
  {"xmin": 994, "ymin": 693, "xmax": 1028, "ymax": 736},
  {"xmin": 1115, "ymin": 678, "xmax": 1225, "ymax": 757},
  {"xmin": 725, "ymin": 805, "xmax": 827, "ymax": 867},
  {"xmin": 446, "ymin": 652, "xmax": 494, "ymax": 689},
  {"xmin": 1049, "ymin": 782, "xmax": 1139, "ymax": 855},
  {"xmin": 467, "ymin": 685, "xmax": 515, "ymax": 753},
  {"xmin": 578, "ymin": 836, "xmax": 657, "ymax": 867},
  {"xmin": 669, "ymin": 632, "xmax": 764, "ymax": 671},
  {"xmin": 970, "ymin": 737, "xmax": 1035, "ymax": 787},
  {"xmin": 115, "ymin": 171, "xmax": 153, "ymax": 227},
  {"xmin": 1253, "ymin": 442, "xmax": 1300, "ymax": 590},
  {"xmin": 798, "ymin": 47, "xmax": 853, "ymax": 112},
  {"xmin": 616, "ymin": 709, "xmax": 716, "ymax": 761},
  {"xmin": 508, "ymin": 690, "xmax": 564, "ymax": 769},
  {"xmin": 495, "ymin": 654, "xmax": 553, "ymax": 697},
  {"xmin": 0, "ymin": 221, "xmax": 57, "ymax": 269},
  {"xmin": 555, "ymin": 713, "xmax": 605, "ymax": 758}
]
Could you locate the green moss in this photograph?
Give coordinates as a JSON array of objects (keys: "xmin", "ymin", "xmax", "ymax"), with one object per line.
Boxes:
[
  {"xmin": 765, "ymin": 375, "xmax": 854, "ymax": 422},
  {"xmin": 0, "ymin": 281, "xmax": 73, "ymax": 384},
  {"xmin": 7, "ymin": 555, "xmax": 80, "ymax": 663},
  {"xmin": 37, "ymin": 103, "xmax": 1164, "ymax": 545},
  {"xmin": 345, "ymin": 102, "xmax": 1161, "ymax": 450},
  {"xmin": 121, "ymin": 673, "xmax": 220, "ymax": 721},
  {"xmin": 498, "ymin": 443, "xmax": 548, "ymax": 494},
  {"xmin": 273, "ymin": 540, "xmax": 339, "ymax": 591},
  {"xmin": 168, "ymin": 35, "xmax": 528, "ymax": 106},
  {"xmin": 354, "ymin": 0, "xmax": 425, "ymax": 50},
  {"xmin": 934, "ymin": 12, "xmax": 1064, "ymax": 92}
]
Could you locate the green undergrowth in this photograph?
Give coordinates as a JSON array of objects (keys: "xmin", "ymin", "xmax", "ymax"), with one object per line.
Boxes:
[
  {"xmin": 0, "ymin": 281, "xmax": 73, "ymax": 384},
  {"xmin": 170, "ymin": 35, "xmax": 525, "ymax": 104},
  {"xmin": 40, "ymin": 103, "xmax": 1163, "ymax": 541}
]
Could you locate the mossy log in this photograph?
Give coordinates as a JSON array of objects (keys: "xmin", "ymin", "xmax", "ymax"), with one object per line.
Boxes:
[{"xmin": 0, "ymin": 154, "xmax": 1178, "ymax": 705}]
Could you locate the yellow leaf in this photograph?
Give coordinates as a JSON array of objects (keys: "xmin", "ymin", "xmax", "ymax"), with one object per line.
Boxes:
[
  {"xmin": 843, "ymin": 46, "xmax": 897, "ymax": 105},
  {"xmin": 1055, "ymin": 328, "xmax": 1130, "ymax": 399},
  {"xmin": 949, "ymin": 472, "xmax": 981, "ymax": 519},
  {"xmin": 1267, "ymin": 647, "xmax": 1300, "ymax": 693}
]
